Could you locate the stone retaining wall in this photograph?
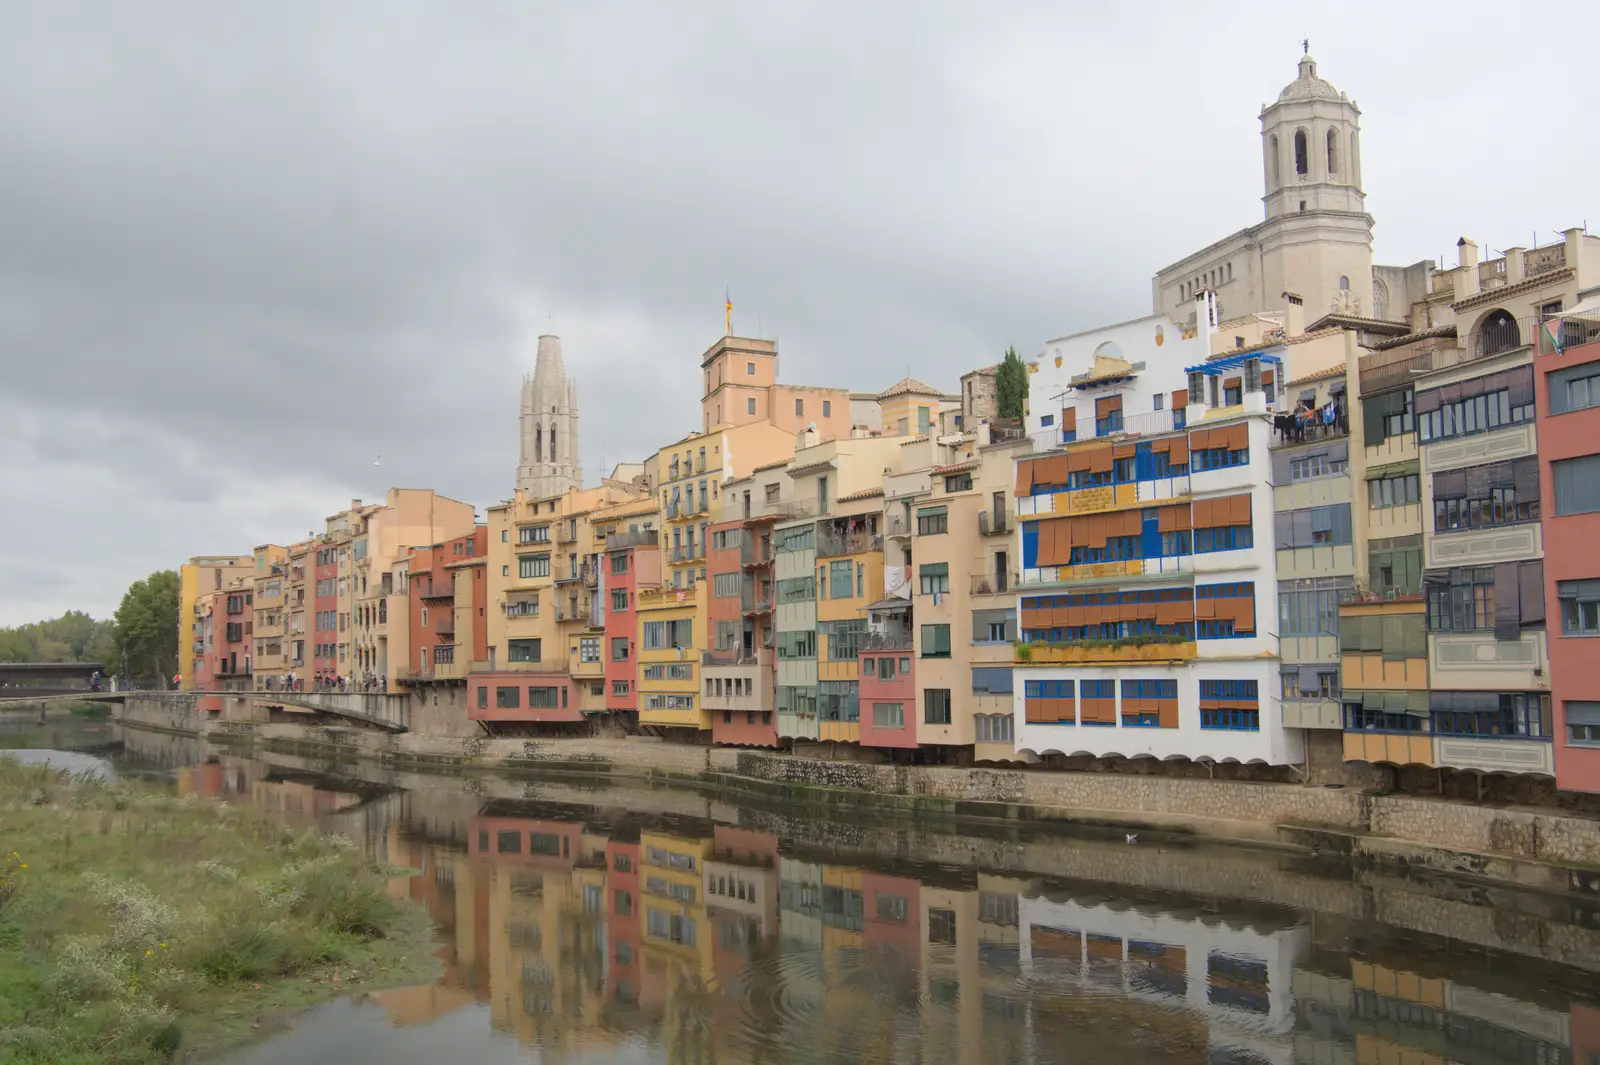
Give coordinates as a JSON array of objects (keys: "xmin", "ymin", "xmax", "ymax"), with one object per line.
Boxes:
[{"xmin": 115, "ymin": 697, "xmax": 1600, "ymax": 882}]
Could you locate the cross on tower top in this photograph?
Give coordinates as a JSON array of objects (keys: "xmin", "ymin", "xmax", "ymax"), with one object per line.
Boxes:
[{"xmin": 1302, "ymin": 37, "xmax": 1310, "ymax": 54}]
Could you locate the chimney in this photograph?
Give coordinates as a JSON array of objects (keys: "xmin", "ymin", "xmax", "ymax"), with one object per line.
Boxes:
[
  {"xmin": 1454, "ymin": 238, "xmax": 1480, "ymax": 301},
  {"xmin": 1280, "ymin": 293, "xmax": 1304, "ymax": 338},
  {"xmin": 1503, "ymin": 246, "xmax": 1526, "ymax": 285}
]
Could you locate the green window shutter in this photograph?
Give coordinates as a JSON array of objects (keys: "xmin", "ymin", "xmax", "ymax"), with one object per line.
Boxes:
[{"xmin": 919, "ymin": 562, "xmax": 949, "ymax": 578}]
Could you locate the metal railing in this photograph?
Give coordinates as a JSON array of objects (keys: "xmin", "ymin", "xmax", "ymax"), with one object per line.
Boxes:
[
  {"xmin": 862, "ymin": 631, "xmax": 913, "ymax": 651},
  {"xmin": 606, "ymin": 529, "xmax": 657, "ymax": 551},
  {"xmin": 740, "ymin": 590, "xmax": 772, "ymax": 613},
  {"xmin": 1474, "ymin": 317, "xmax": 1527, "ymax": 358},
  {"xmin": 978, "ymin": 510, "xmax": 1009, "ymax": 537},
  {"xmin": 816, "ymin": 530, "xmax": 882, "ymax": 558},
  {"xmin": 740, "ymin": 539, "xmax": 770, "ymax": 567},
  {"xmin": 883, "ymin": 513, "xmax": 910, "ymax": 537},
  {"xmin": 970, "ymin": 572, "xmax": 1015, "ymax": 596},
  {"xmin": 1527, "ymin": 244, "xmax": 1568, "ymax": 277}
]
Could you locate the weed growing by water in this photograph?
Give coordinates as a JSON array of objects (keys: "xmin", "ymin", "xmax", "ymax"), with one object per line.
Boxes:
[{"xmin": 0, "ymin": 757, "xmax": 434, "ymax": 1064}]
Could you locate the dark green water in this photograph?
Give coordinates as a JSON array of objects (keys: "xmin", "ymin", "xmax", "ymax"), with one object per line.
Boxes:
[{"xmin": 13, "ymin": 712, "xmax": 1600, "ymax": 1064}]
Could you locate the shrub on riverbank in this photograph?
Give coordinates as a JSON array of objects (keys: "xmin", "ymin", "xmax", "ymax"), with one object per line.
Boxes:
[{"xmin": 0, "ymin": 758, "xmax": 433, "ymax": 1064}]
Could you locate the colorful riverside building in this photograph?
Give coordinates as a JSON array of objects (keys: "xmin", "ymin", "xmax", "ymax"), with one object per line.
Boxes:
[
  {"xmin": 1535, "ymin": 296, "xmax": 1600, "ymax": 792},
  {"xmin": 178, "ymin": 554, "xmax": 251, "ymax": 689},
  {"xmin": 475, "ymin": 482, "xmax": 651, "ymax": 735},
  {"xmin": 1010, "ymin": 294, "xmax": 1303, "ymax": 768},
  {"xmin": 1329, "ymin": 228, "xmax": 1600, "ymax": 788}
]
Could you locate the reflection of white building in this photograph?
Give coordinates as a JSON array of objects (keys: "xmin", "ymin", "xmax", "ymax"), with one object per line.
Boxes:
[{"xmin": 1020, "ymin": 895, "xmax": 1307, "ymax": 1065}]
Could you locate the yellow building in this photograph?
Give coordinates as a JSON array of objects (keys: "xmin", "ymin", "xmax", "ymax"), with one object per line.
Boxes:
[
  {"xmin": 1339, "ymin": 598, "xmax": 1431, "ymax": 767},
  {"xmin": 248, "ymin": 544, "xmax": 289, "ymax": 681},
  {"xmin": 178, "ymin": 554, "xmax": 252, "ymax": 688},
  {"xmin": 636, "ymin": 583, "xmax": 702, "ymax": 733},
  {"xmin": 876, "ymin": 376, "xmax": 957, "ymax": 438},
  {"xmin": 638, "ymin": 830, "xmax": 713, "ymax": 976}
]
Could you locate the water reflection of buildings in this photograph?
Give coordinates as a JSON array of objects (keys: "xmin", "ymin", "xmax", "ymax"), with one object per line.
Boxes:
[{"xmin": 151, "ymin": 741, "xmax": 1600, "ymax": 1065}]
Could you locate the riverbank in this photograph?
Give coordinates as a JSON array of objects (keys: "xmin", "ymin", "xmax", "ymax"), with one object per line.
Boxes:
[
  {"xmin": 114, "ymin": 695, "xmax": 1600, "ymax": 896},
  {"xmin": 0, "ymin": 756, "xmax": 438, "ymax": 1065}
]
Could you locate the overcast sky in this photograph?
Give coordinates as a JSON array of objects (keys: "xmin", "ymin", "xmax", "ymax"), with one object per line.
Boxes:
[{"xmin": 0, "ymin": 1, "xmax": 1591, "ymax": 625}]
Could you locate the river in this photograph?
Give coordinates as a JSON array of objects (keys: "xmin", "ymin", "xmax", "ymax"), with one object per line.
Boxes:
[{"xmin": 12, "ymin": 711, "xmax": 1600, "ymax": 1064}]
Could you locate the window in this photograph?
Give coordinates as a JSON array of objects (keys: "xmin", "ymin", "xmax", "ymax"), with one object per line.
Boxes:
[
  {"xmin": 1369, "ymin": 535, "xmax": 1423, "ymax": 597},
  {"xmin": 1191, "ymin": 445, "xmax": 1248, "ymax": 471},
  {"xmin": 917, "ymin": 506, "xmax": 948, "ymax": 535},
  {"xmin": 973, "ymin": 608, "xmax": 1016, "ymax": 644},
  {"xmin": 1559, "ymin": 579, "xmax": 1600, "ymax": 636},
  {"xmin": 1553, "ymin": 454, "xmax": 1600, "ymax": 516},
  {"xmin": 944, "ymin": 472, "xmax": 973, "ymax": 492},
  {"xmin": 642, "ymin": 618, "xmax": 692, "ymax": 649},
  {"xmin": 777, "ymin": 576, "xmax": 816, "ymax": 602},
  {"xmin": 1431, "ymin": 457, "xmax": 1540, "ymax": 532},
  {"xmin": 923, "ymin": 689, "xmax": 952, "ymax": 724},
  {"xmin": 1153, "ymin": 393, "xmax": 1164, "ymax": 411},
  {"xmin": 919, "ymin": 562, "xmax": 949, "ymax": 595},
  {"xmin": 818, "ymin": 681, "xmax": 859, "ymax": 722},
  {"xmin": 1193, "ymin": 524, "xmax": 1252, "ymax": 553},
  {"xmin": 920, "ymin": 624, "xmax": 951, "ymax": 658},
  {"xmin": 1549, "ymin": 363, "xmax": 1600, "ymax": 415},
  {"xmin": 518, "ymin": 554, "xmax": 551, "ymax": 580},
  {"xmin": 477, "ymin": 686, "xmax": 488, "ymax": 709},
  {"xmin": 971, "ymin": 668, "xmax": 1013, "ymax": 694},
  {"xmin": 974, "ymin": 714, "xmax": 1013, "ymax": 743},
  {"xmin": 579, "ymin": 637, "xmax": 599, "ymax": 663},
  {"xmin": 1424, "ymin": 566, "xmax": 1496, "ymax": 632},
  {"xmin": 715, "ymin": 619, "xmax": 739, "ymax": 651},
  {"xmin": 1282, "ymin": 666, "xmax": 1340, "ymax": 701},
  {"xmin": 822, "ymin": 399, "xmax": 832, "ymax": 418},
  {"xmin": 495, "ymin": 686, "xmax": 520, "ymax": 709},
  {"xmin": 873, "ymin": 656, "xmax": 895, "ymax": 679},
  {"xmin": 747, "ymin": 397, "xmax": 756, "ymax": 414},
  {"xmin": 610, "ymin": 588, "xmax": 627, "ymax": 611},
  {"xmin": 610, "ymin": 636, "xmax": 630, "ymax": 661},
  {"xmin": 1568, "ymin": 702, "xmax": 1600, "ymax": 746},
  {"xmin": 520, "ymin": 525, "xmax": 550, "ymax": 544},
  {"xmin": 871, "ymin": 703, "xmax": 904, "ymax": 729},
  {"xmin": 1273, "ymin": 505, "xmax": 1352, "ymax": 549},
  {"xmin": 527, "ymin": 686, "xmax": 563, "ymax": 709},
  {"xmin": 1289, "ymin": 452, "xmax": 1346, "ymax": 482},
  {"xmin": 775, "ymin": 630, "xmax": 815, "ymax": 659},
  {"xmin": 795, "ymin": 398, "xmax": 804, "ymax": 416},
  {"xmin": 1040, "ymin": 414, "xmax": 1054, "ymax": 427},
  {"xmin": 713, "ymin": 572, "xmax": 742, "ymax": 598},
  {"xmin": 776, "ymin": 526, "xmax": 813, "ymax": 552},
  {"xmin": 1416, "ymin": 365, "xmax": 1534, "ymax": 443},
  {"xmin": 1293, "ymin": 129, "xmax": 1307, "ymax": 175},
  {"xmin": 1340, "ymin": 610, "xmax": 1427, "ymax": 658},
  {"xmin": 1432, "ymin": 691, "xmax": 1548, "ymax": 738},
  {"xmin": 1368, "ymin": 471, "xmax": 1420, "ymax": 508},
  {"xmin": 819, "ymin": 619, "xmax": 866, "ymax": 660},
  {"xmin": 612, "ymin": 680, "xmax": 629, "ymax": 696},
  {"xmin": 1277, "ymin": 577, "xmax": 1352, "ymax": 636},
  {"xmin": 828, "ymin": 559, "xmax": 854, "ymax": 598},
  {"xmin": 1199, "ymin": 679, "xmax": 1259, "ymax": 731},
  {"xmin": 508, "ymin": 638, "xmax": 541, "ymax": 663}
]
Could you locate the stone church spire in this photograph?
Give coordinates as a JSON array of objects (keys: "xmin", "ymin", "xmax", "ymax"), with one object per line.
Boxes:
[{"xmin": 516, "ymin": 334, "xmax": 582, "ymax": 497}]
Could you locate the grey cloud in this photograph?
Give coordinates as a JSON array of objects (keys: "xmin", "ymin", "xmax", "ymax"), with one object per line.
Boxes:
[{"xmin": 0, "ymin": 0, "xmax": 1592, "ymax": 623}]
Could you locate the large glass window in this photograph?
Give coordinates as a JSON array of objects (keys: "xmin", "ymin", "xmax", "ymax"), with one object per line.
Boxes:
[
  {"xmin": 1277, "ymin": 576, "xmax": 1353, "ymax": 636},
  {"xmin": 828, "ymin": 560, "xmax": 854, "ymax": 599},
  {"xmin": 920, "ymin": 624, "xmax": 951, "ymax": 658},
  {"xmin": 1273, "ymin": 505, "xmax": 1352, "ymax": 549},
  {"xmin": 923, "ymin": 689, "xmax": 952, "ymax": 724},
  {"xmin": 1431, "ymin": 691, "xmax": 1549, "ymax": 739},
  {"xmin": 1553, "ymin": 454, "xmax": 1600, "ymax": 516},
  {"xmin": 1367, "ymin": 471, "xmax": 1420, "ymax": 508},
  {"xmin": 1431, "ymin": 457, "xmax": 1539, "ymax": 532},
  {"xmin": 1416, "ymin": 365, "xmax": 1534, "ymax": 443},
  {"xmin": 1568, "ymin": 701, "xmax": 1600, "ymax": 746},
  {"xmin": 1559, "ymin": 579, "xmax": 1600, "ymax": 636}
]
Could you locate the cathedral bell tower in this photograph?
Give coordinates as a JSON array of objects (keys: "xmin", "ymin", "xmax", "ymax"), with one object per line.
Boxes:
[
  {"xmin": 516, "ymin": 334, "xmax": 582, "ymax": 497},
  {"xmin": 1256, "ymin": 48, "xmax": 1375, "ymax": 317}
]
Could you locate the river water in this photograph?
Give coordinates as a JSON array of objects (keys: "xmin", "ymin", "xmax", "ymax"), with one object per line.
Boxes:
[{"xmin": 12, "ymin": 712, "xmax": 1600, "ymax": 1064}]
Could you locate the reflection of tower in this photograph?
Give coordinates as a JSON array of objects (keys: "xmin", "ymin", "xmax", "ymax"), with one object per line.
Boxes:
[{"xmin": 517, "ymin": 334, "xmax": 583, "ymax": 497}]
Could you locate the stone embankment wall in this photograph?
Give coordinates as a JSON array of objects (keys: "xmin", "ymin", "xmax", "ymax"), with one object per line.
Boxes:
[{"xmin": 116, "ymin": 696, "xmax": 1600, "ymax": 883}]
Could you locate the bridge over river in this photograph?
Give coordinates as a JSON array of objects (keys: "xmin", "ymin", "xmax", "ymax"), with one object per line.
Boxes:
[{"xmin": 0, "ymin": 686, "xmax": 411, "ymax": 732}]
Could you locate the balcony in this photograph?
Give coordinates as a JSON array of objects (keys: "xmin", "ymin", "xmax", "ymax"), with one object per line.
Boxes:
[
  {"xmin": 740, "ymin": 539, "xmax": 771, "ymax": 568},
  {"xmin": 884, "ymin": 513, "xmax": 910, "ymax": 538},
  {"xmin": 607, "ymin": 529, "xmax": 658, "ymax": 551},
  {"xmin": 1015, "ymin": 637, "xmax": 1196, "ymax": 666},
  {"xmin": 556, "ymin": 524, "xmax": 578, "ymax": 544},
  {"xmin": 419, "ymin": 584, "xmax": 454, "ymax": 600},
  {"xmin": 817, "ymin": 529, "xmax": 882, "ymax": 559},
  {"xmin": 554, "ymin": 566, "xmax": 586, "ymax": 584},
  {"xmin": 862, "ymin": 630, "xmax": 913, "ymax": 651},
  {"xmin": 740, "ymin": 588, "xmax": 772, "ymax": 614},
  {"xmin": 670, "ymin": 546, "xmax": 686, "ymax": 563},
  {"xmin": 702, "ymin": 648, "xmax": 774, "ymax": 668},
  {"xmin": 666, "ymin": 500, "xmax": 681, "ymax": 519},
  {"xmin": 978, "ymin": 510, "xmax": 1009, "ymax": 537},
  {"xmin": 970, "ymin": 572, "xmax": 1015, "ymax": 596}
]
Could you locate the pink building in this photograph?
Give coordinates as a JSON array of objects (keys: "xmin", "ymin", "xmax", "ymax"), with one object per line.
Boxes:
[
  {"xmin": 1535, "ymin": 313, "xmax": 1600, "ymax": 793},
  {"xmin": 859, "ymin": 645, "xmax": 916, "ymax": 749},
  {"xmin": 604, "ymin": 532, "xmax": 659, "ymax": 723},
  {"xmin": 312, "ymin": 542, "xmax": 338, "ymax": 685},
  {"xmin": 706, "ymin": 517, "xmax": 778, "ymax": 746}
]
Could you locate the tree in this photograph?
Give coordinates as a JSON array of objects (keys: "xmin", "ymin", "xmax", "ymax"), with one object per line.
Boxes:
[
  {"xmin": 0, "ymin": 610, "xmax": 116, "ymax": 663},
  {"xmin": 997, "ymin": 345, "xmax": 1029, "ymax": 422},
  {"xmin": 110, "ymin": 570, "xmax": 180, "ymax": 684}
]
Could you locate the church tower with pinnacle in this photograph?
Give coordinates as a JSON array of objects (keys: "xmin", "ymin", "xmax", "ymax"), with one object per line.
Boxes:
[{"xmin": 516, "ymin": 334, "xmax": 582, "ymax": 497}]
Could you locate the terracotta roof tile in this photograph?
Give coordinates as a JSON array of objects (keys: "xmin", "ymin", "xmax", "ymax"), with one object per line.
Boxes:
[
  {"xmin": 1451, "ymin": 268, "xmax": 1574, "ymax": 313},
  {"xmin": 836, "ymin": 488, "xmax": 885, "ymax": 503},
  {"xmin": 877, "ymin": 376, "xmax": 943, "ymax": 399}
]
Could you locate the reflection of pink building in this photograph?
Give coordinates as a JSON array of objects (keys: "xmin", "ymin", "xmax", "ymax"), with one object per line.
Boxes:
[
  {"xmin": 859, "ymin": 646, "xmax": 916, "ymax": 748},
  {"xmin": 1537, "ymin": 325, "xmax": 1600, "ymax": 793},
  {"xmin": 1572, "ymin": 1003, "xmax": 1600, "ymax": 1063},
  {"xmin": 862, "ymin": 871, "xmax": 922, "ymax": 963},
  {"xmin": 605, "ymin": 534, "xmax": 659, "ymax": 721},
  {"xmin": 469, "ymin": 815, "xmax": 581, "ymax": 872},
  {"xmin": 605, "ymin": 839, "xmax": 642, "ymax": 1003}
]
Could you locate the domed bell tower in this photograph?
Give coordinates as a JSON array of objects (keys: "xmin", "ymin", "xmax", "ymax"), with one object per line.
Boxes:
[{"xmin": 1262, "ymin": 49, "xmax": 1366, "ymax": 220}]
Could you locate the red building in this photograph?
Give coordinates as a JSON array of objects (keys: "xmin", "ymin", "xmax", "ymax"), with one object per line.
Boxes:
[
  {"xmin": 218, "ymin": 585, "xmax": 252, "ymax": 687},
  {"xmin": 604, "ymin": 531, "xmax": 659, "ymax": 723},
  {"xmin": 604, "ymin": 837, "xmax": 642, "ymax": 1003},
  {"xmin": 313, "ymin": 541, "xmax": 339, "ymax": 685},
  {"xmin": 1535, "ymin": 310, "xmax": 1600, "ymax": 793},
  {"xmin": 406, "ymin": 528, "xmax": 486, "ymax": 681},
  {"xmin": 705, "ymin": 517, "xmax": 779, "ymax": 746},
  {"xmin": 859, "ymin": 642, "xmax": 916, "ymax": 749}
]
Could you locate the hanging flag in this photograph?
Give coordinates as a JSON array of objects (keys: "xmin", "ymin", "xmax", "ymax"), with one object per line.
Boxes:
[
  {"xmin": 1541, "ymin": 316, "xmax": 1567, "ymax": 355},
  {"xmin": 725, "ymin": 286, "xmax": 733, "ymax": 335}
]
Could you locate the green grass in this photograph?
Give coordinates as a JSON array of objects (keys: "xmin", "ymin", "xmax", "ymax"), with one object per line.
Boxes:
[{"xmin": 0, "ymin": 758, "xmax": 439, "ymax": 1064}]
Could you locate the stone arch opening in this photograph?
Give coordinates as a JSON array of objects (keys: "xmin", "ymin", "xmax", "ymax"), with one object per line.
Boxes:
[
  {"xmin": 1293, "ymin": 129, "xmax": 1308, "ymax": 175},
  {"xmin": 1326, "ymin": 128, "xmax": 1338, "ymax": 175}
]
